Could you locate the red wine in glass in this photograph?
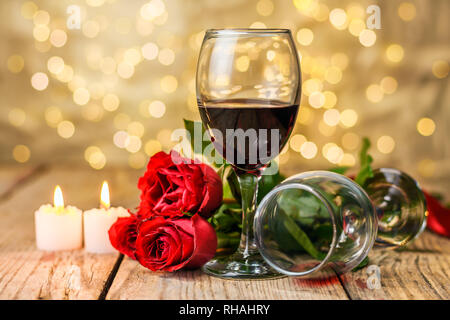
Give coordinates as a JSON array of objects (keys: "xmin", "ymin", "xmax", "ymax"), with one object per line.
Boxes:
[{"xmin": 199, "ymin": 98, "xmax": 299, "ymax": 173}]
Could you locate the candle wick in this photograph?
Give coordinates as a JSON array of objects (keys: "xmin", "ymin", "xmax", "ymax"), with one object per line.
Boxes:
[{"xmin": 100, "ymin": 203, "xmax": 110, "ymax": 210}]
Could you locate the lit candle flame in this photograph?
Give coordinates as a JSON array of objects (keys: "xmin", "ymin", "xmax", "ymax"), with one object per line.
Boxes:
[
  {"xmin": 100, "ymin": 181, "xmax": 110, "ymax": 209},
  {"xmin": 54, "ymin": 185, "xmax": 64, "ymax": 209}
]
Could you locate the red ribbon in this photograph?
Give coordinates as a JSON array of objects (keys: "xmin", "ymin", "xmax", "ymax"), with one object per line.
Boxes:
[{"xmin": 424, "ymin": 191, "xmax": 450, "ymax": 238}]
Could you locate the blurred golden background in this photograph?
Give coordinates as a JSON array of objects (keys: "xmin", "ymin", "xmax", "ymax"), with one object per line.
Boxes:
[{"xmin": 1, "ymin": 0, "xmax": 449, "ymax": 195}]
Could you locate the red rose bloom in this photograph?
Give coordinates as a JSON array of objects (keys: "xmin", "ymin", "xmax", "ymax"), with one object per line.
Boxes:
[
  {"xmin": 137, "ymin": 151, "xmax": 222, "ymax": 219},
  {"xmin": 108, "ymin": 215, "xmax": 139, "ymax": 259},
  {"xmin": 135, "ymin": 214, "xmax": 217, "ymax": 271}
]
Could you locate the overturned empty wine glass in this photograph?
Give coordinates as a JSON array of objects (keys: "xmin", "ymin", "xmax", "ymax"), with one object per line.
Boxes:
[
  {"xmin": 254, "ymin": 169, "xmax": 427, "ymax": 277},
  {"xmin": 363, "ymin": 168, "xmax": 427, "ymax": 247}
]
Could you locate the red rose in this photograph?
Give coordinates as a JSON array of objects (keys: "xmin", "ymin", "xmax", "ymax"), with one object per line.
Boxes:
[
  {"xmin": 108, "ymin": 215, "xmax": 139, "ymax": 259},
  {"xmin": 137, "ymin": 151, "xmax": 222, "ymax": 219},
  {"xmin": 135, "ymin": 214, "xmax": 217, "ymax": 271}
]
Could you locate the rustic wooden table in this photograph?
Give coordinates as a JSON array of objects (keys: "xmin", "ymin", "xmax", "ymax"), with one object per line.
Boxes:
[{"xmin": 0, "ymin": 165, "xmax": 448, "ymax": 300}]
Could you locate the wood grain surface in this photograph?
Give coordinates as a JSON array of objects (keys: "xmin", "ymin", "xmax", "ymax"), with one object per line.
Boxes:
[
  {"xmin": 0, "ymin": 166, "xmax": 140, "ymax": 299},
  {"xmin": 106, "ymin": 260, "xmax": 349, "ymax": 300},
  {"xmin": 0, "ymin": 166, "xmax": 449, "ymax": 300},
  {"xmin": 339, "ymin": 231, "xmax": 450, "ymax": 300}
]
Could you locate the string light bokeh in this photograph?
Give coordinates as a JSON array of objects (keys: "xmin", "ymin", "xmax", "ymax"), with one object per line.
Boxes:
[{"xmin": 1, "ymin": 0, "xmax": 449, "ymax": 195}]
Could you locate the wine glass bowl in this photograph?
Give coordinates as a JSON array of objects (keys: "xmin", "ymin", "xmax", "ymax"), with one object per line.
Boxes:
[
  {"xmin": 196, "ymin": 29, "xmax": 301, "ymax": 279},
  {"xmin": 254, "ymin": 171, "xmax": 378, "ymax": 277},
  {"xmin": 254, "ymin": 168, "xmax": 428, "ymax": 278},
  {"xmin": 364, "ymin": 168, "xmax": 427, "ymax": 247},
  {"xmin": 197, "ymin": 29, "xmax": 301, "ymax": 173}
]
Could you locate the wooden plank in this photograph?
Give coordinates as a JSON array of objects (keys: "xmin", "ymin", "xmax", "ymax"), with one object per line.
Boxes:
[
  {"xmin": 3, "ymin": 166, "xmax": 449, "ymax": 300},
  {"xmin": 107, "ymin": 259, "xmax": 349, "ymax": 300},
  {"xmin": 339, "ymin": 230, "xmax": 450, "ymax": 300},
  {"xmin": 0, "ymin": 166, "xmax": 142, "ymax": 300}
]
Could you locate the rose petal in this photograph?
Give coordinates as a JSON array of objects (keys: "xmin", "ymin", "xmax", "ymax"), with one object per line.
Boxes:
[
  {"xmin": 184, "ymin": 214, "xmax": 217, "ymax": 269},
  {"xmin": 137, "ymin": 150, "xmax": 223, "ymax": 219},
  {"xmin": 108, "ymin": 215, "xmax": 138, "ymax": 259},
  {"xmin": 197, "ymin": 164, "xmax": 223, "ymax": 218},
  {"xmin": 134, "ymin": 215, "xmax": 216, "ymax": 272}
]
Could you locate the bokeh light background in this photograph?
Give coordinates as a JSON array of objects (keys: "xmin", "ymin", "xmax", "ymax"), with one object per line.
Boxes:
[{"xmin": 1, "ymin": 0, "xmax": 449, "ymax": 195}]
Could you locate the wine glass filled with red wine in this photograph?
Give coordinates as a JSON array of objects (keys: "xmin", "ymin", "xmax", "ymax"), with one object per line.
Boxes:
[{"xmin": 197, "ymin": 29, "xmax": 301, "ymax": 279}]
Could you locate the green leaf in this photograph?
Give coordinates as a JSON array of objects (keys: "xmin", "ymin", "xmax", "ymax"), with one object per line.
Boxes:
[
  {"xmin": 278, "ymin": 189, "xmax": 333, "ymax": 224},
  {"xmin": 210, "ymin": 203, "xmax": 241, "ymax": 251},
  {"xmin": 280, "ymin": 210, "xmax": 327, "ymax": 260},
  {"xmin": 216, "ymin": 163, "xmax": 234, "ymax": 199},
  {"xmin": 257, "ymin": 165, "xmax": 286, "ymax": 203},
  {"xmin": 216, "ymin": 163, "xmax": 228, "ymax": 180},
  {"xmin": 181, "ymin": 211, "xmax": 194, "ymax": 217},
  {"xmin": 216, "ymin": 231, "xmax": 240, "ymax": 250},
  {"xmin": 209, "ymin": 202, "xmax": 242, "ymax": 234},
  {"xmin": 271, "ymin": 214, "xmax": 303, "ymax": 253},
  {"xmin": 226, "ymin": 169, "xmax": 241, "ymax": 203},
  {"xmin": 328, "ymin": 166, "xmax": 351, "ymax": 175},
  {"xmin": 222, "ymin": 181, "xmax": 234, "ymax": 199},
  {"xmin": 313, "ymin": 223, "xmax": 334, "ymax": 248},
  {"xmin": 352, "ymin": 256, "xmax": 369, "ymax": 272},
  {"xmin": 274, "ymin": 189, "xmax": 337, "ymax": 260},
  {"xmin": 355, "ymin": 137, "xmax": 374, "ymax": 186}
]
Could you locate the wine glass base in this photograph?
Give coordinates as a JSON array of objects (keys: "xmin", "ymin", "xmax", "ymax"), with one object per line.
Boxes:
[{"xmin": 202, "ymin": 251, "xmax": 284, "ymax": 280}]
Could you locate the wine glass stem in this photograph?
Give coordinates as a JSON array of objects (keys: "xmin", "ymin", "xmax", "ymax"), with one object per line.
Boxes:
[{"xmin": 236, "ymin": 171, "xmax": 261, "ymax": 258}]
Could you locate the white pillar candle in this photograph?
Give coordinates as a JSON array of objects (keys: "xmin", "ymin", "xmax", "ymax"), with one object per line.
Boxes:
[
  {"xmin": 35, "ymin": 186, "xmax": 82, "ymax": 251},
  {"xmin": 83, "ymin": 181, "xmax": 129, "ymax": 253}
]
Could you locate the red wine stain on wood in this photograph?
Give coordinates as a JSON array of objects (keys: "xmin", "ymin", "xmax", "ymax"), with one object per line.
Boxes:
[
  {"xmin": 355, "ymin": 278, "xmax": 367, "ymax": 289},
  {"xmin": 294, "ymin": 274, "xmax": 342, "ymax": 288}
]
